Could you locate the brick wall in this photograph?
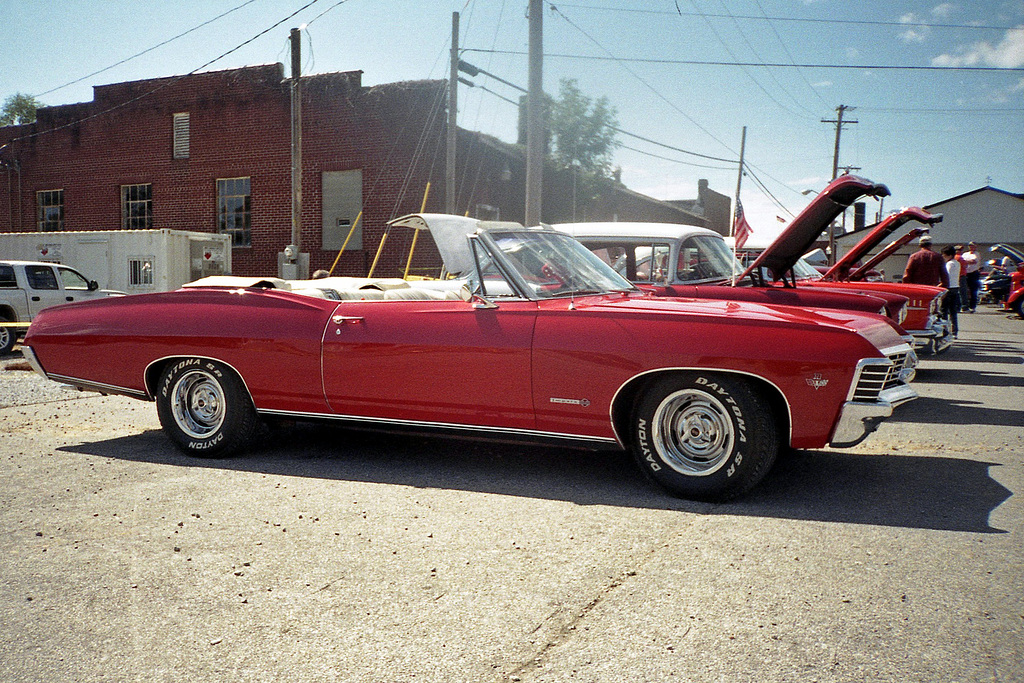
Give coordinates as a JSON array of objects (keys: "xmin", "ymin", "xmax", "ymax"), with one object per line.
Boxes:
[{"xmin": 0, "ymin": 65, "xmax": 448, "ymax": 278}]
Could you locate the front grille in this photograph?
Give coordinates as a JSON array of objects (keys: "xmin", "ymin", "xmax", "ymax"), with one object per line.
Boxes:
[
  {"xmin": 850, "ymin": 361, "xmax": 901, "ymax": 403},
  {"xmin": 887, "ymin": 349, "xmax": 910, "ymax": 371}
]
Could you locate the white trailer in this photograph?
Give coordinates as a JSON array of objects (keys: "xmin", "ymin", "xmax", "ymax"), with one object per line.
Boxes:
[{"xmin": 0, "ymin": 229, "xmax": 231, "ymax": 292}]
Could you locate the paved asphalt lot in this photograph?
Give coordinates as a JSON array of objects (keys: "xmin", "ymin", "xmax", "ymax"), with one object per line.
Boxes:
[{"xmin": 1, "ymin": 308, "xmax": 1021, "ymax": 682}]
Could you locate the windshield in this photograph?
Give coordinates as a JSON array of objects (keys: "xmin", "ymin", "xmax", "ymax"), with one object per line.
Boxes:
[
  {"xmin": 792, "ymin": 257, "xmax": 823, "ymax": 281},
  {"xmin": 676, "ymin": 235, "xmax": 743, "ymax": 282},
  {"xmin": 487, "ymin": 230, "xmax": 636, "ymax": 299}
]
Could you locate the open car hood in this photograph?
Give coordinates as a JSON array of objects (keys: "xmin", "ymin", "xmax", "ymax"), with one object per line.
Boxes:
[
  {"xmin": 991, "ymin": 243, "xmax": 1024, "ymax": 265},
  {"xmin": 738, "ymin": 175, "xmax": 890, "ymax": 282},
  {"xmin": 847, "ymin": 227, "xmax": 928, "ymax": 281},
  {"xmin": 387, "ymin": 214, "xmax": 525, "ymax": 278},
  {"xmin": 821, "ymin": 207, "xmax": 942, "ymax": 281}
]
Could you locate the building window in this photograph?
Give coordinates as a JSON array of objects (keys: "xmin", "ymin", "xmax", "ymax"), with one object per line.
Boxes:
[
  {"xmin": 173, "ymin": 112, "xmax": 190, "ymax": 159},
  {"xmin": 121, "ymin": 184, "xmax": 153, "ymax": 229},
  {"xmin": 128, "ymin": 257, "xmax": 154, "ymax": 287},
  {"xmin": 36, "ymin": 190, "xmax": 64, "ymax": 231},
  {"xmin": 217, "ymin": 177, "xmax": 251, "ymax": 247}
]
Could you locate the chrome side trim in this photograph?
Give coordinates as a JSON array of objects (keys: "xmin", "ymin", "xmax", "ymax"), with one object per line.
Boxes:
[
  {"xmin": 45, "ymin": 373, "xmax": 150, "ymax": 400},
  {"xmin": 257, "ymin": 408, "xmax": 620, "ymax": 446},
  {"xmin": 607, "ymin": 367, "xmax": 794, "ymax": 448}
]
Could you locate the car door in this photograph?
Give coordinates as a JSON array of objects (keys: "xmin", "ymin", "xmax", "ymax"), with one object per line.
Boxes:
[
  {"xmin": 322, "ymin": 297, "xmax": 538, "ymax": 431},
  {"xmin": 24, "ymin": 265, "xmax": 69, "ymax": 316},
  {"xmin": 55, "ymin": 266, "xmax": 100, "ymax": 302}
]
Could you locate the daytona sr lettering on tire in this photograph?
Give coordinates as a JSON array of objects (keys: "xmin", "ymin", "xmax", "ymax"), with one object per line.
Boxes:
[
  {"xmin": 155, "ymin": 357, "xmax": 258, "ymax": 458},
  {"xmin": 631, "ymin": 374, "xmax": 778, "ymax": 502}
]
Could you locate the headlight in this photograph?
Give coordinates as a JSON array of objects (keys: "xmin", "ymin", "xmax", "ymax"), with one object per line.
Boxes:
[{"xmin": 896, "ymin": 304, "xmax": 907, "ymax": 325}]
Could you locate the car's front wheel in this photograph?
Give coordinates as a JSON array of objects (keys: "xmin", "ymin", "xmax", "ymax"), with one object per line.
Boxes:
[
  {"xmin": 155, "ymin": 358, "xmax": 258, "ymax": 457},
  {"xmin": 0, "ymin": 322, "xmax": 15, "ymax": 355},
  {"xmin": 631, "ymin": 374, "xmax": 778, "ymax": 502}
]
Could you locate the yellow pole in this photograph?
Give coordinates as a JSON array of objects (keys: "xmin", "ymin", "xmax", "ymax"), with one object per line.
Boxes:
[
  {"xmin": 367, "ymin": 232, "xmax": 388, "ymax": 278},
  {"xmin": 328, "ymin": 210, "xmax": 362, "ymax": 275},
  {"xmin": 402, "ymin": 183, "xmax": 432, "ymax": 279}
]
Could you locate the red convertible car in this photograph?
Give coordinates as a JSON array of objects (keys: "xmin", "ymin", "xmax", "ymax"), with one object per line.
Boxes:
[{"xmin": 23, "ymin": 220, "xmax": 917, "ymax": 501}]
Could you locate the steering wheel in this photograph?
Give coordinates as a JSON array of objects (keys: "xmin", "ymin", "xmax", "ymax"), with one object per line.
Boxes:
[{"xmin": 541, "ymin": 263, "xmax": 569, "ymax": 287}]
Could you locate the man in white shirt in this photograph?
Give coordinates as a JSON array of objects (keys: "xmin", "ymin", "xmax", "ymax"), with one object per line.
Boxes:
[
  {"xmin": 941, "ymin": 245, "xmax": 961, "ymax": 337},
  {"xmin": 962, "ymin": 241, "xmax": 981, "ymax": 312}
]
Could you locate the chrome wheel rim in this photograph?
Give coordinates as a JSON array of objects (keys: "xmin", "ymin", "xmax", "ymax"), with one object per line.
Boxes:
[
  {"xmin": 171, "ymin": 370, "xmax": 226, "ymax": 439},
  {"xmin": 0, "ymin": 327, "xmax": 11, "ymax": 350},
  {"xmin": 651, "ymin": 389, "xmax": 734, "ymax": 476}
]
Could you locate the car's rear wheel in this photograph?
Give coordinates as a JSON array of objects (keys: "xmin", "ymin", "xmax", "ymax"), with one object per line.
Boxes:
[
  {"xmin": 156, "ymin": 358, "xmax": 258, "ymax": 457},
  {"xmin": 630, "ymin": 374, "xmax": 778, "ymax": 502}
]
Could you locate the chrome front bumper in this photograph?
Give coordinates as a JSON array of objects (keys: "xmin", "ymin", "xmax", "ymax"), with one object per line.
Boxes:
[
  {"xmin": 907, "ymin": 319, "xmax": 952, "ymax": 354},
  {"xmin": 830, "ymin": 383, "xmax": 918, "ymax": 448},
  {"xmin": 830, "ymin": 351, "xmax": 918, "ymax": 448}
]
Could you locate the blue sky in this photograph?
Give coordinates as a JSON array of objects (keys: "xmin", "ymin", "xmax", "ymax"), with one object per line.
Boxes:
[{"xmin": 2, "ymin": 0, "xmax": 1022, "ymax": 241}]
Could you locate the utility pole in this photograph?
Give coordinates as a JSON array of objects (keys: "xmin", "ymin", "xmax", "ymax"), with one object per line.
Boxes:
[
  {"xmin": 525, "ymin": 0, "xmax": 543, "ymax": 226},
  {"xmin": 446, "ymin": 12, "xmax": 459, "ymax": 215},
  {"xmin": 821, "ymin": 104, "xmax": 857, "ymax": 265},
  {"xmin": 822, "ymin": 104, "xmax": 857, "ymax": 181},
  {"xmin": 732, "ymin": 126, "xmax": 746, "ymax": 238},
  {"xmin": 287, "ymin": 26, "xmax": 304, "ymax": 278}
]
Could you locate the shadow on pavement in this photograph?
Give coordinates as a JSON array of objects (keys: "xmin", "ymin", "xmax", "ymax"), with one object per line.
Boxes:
[{"xmin": 60, "ymin": 423, "xmax": 1011, "ymax": 534}]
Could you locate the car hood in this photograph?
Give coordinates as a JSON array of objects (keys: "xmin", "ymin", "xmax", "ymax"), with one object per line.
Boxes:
[
  {"xmin": 579, "ymin": 293, "xmax": 904, "ymax": 353},
  {"xmin": 822, "ymin": 207, "xmax": 942, "ymax": 281},
  {"xmin": 990, "ymin": 243, "xmax": 1024, "ymax": 265},
  {"xmin": 738, "ymin": 175, "xmax": 890, "ymax": 282}
]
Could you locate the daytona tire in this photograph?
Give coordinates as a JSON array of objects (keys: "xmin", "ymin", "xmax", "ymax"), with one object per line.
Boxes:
[
  {"xmin": 631, "ymin": 374, "xmax": 778, "ymax": 502},
  {"xmin": 156, "ymin": 357, "xmax": 258, "ymax": 458}
]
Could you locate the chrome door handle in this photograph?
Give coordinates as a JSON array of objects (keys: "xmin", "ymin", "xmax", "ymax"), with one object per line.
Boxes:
[{"xmin": 332, "ymin": 315, "xmax": 364, "ymax": 324}]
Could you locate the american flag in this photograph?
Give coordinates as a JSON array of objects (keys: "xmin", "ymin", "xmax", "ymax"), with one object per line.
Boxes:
[{"xmin": 733, "ymin": 199, "xmax": 753, "ymax": 250}]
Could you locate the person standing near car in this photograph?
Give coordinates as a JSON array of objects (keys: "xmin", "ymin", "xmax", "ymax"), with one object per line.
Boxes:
[
  {"xmin": 962, "ymin": 241, "xmax": 981, "ymax": 312},
  {"xmin": 941, "ymin": 246, "xmax": 961, "ymax": 337},
  {"xmin": 955, "ymin": 245, "xmax": 968, "ymax": 298},
  {"xmin": 903, "ymin": 235, "xmax": 949, "ymax": 288}
]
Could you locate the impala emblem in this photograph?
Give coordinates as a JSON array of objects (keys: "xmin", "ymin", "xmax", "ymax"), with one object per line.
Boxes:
[
  {"xmin": 806, "ymin": 374, "xmax": 829, "ymax": 390},
  {"xmin": 550, "ymin": 397, "xmax": 591, "ymax": 408}
]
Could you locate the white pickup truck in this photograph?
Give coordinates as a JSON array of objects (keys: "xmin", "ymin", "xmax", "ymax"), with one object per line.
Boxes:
[{"xmin": 0, "ymin": 260, "xmax": 123, "ymax": 354}]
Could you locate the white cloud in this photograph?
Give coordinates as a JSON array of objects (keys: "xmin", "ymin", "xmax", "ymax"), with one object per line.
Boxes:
[
  {"xmin": 931, "ymin": 3, "xmax": 957, "ymax": 19},
  {"xmin": 812, "ymin": 80, "xmax": 833, "ymax": 88},
  {"xmin": 932, "ymin": 27, "xmax": 1024, "ymax": 67},
  {"xmin": 899, "ymin": 12, "xmax": 931, "ymax": 43},
  {"xmin": 845, "ymin": 47, "xmax": 860, "ymax": 59}
]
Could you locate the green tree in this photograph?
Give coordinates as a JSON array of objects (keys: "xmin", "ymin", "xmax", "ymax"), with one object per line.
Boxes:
[
  {"xmin": 1, "ymin": 93, "xmax": 41, "ymax": 126},
  {"xmin": 548, "ymin": 78, "xmax": 619, "ymax": 178}
]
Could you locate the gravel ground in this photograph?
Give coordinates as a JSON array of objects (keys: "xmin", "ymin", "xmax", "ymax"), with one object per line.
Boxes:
[{"xmin": 0, "ymin": 350, "xmax": 88, "ymax": 408}]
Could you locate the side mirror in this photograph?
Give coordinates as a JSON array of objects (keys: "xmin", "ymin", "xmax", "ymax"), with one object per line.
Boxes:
[{"xmin": 88, "ymin": 280, "xmax": 99, "ymax": 291}]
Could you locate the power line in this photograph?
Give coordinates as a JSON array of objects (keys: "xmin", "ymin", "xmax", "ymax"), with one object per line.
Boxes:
[
  {"xmin": 461, "ymin": 49, "xmax": 1024, "ymax": 72},
  {"xmin": 552, "ymin": 4, "xmax": 1019, "ymax": 32},
  {"xmin": 4, "ymin": 0, "xmax": 326, "ymax": 148},
  {"xmin": 545, "ymin": 4, "xmax": 738, "ymax": 158},
  {"xmin": 33, "ymin": 0, "xmax": 262, "ymax": 100}
]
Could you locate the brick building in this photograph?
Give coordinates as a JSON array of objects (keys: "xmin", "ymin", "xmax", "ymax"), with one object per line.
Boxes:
[{"xmin": 1, "ymin": 64, "xmax": 705, "ymax": 279}]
